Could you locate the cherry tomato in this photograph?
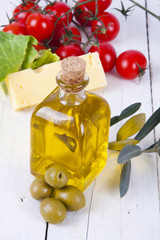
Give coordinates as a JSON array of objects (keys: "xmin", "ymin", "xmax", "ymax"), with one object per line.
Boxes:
[
  {"xmin": 89, "ymin": 42, "xmax": 116, "ymax": 72},
  {"xmin": 74, "ymin": 0, "xmax": 92, "ymax": 26},
  {"xmin": 58, "ymin": 27, "xmax": 82, "ymax": 46},
  {"xmin": 55, "ymin": 45, "xmax": 84, "ymax": 60},
  {"xmin": 47, "ymin": 26, "xmax": 61, "ymax": 49},
  {"xmin": 91, "ymin": 12, "xmax": 120, "ymax": 41},
  {"xmin": 116, "ymin": 50, "xmax": 147, "ymax": 80},
  {"xmin": 83, "ymin": 0, "xmax": 112, "ymax": 14},
  {"xmin": 45, "ymin": 1, "xmax": 72, "ymax": 28},
  {"xmin": 3, "ymin": 22, "xmax": 27, "ymax": 35},
  {"xmin": 33, "ymin": 42, "xmax": 47, "ymax": 51},
  {"xmin": 26, "ymin": 13, "xmax": 55, "ymax": 41},
  {"xmin": 13, "ymin": 2, "xmax": 40, "ymax": 24}
]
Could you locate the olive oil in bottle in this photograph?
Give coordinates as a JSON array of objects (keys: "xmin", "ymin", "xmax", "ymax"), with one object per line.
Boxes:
[{"xmin": 30, "ymin": 57, "xmax": 110, "ymax": 191}]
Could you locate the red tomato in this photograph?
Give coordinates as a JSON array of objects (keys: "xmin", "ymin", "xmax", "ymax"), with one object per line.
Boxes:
[
  {"xmin": 47, "ymin": 26, "xmax": 61, "ymax": 49},
  {"xmin": 3, "ymin": 22, "xmax": 27, "ymax": 35},
  {"xmin": 26, "ymin": 13, "xmax": 55, "ymax": 41},
  {"xmin": 55, "ymin": 45, "xmax": 84, "ymax": 60},
  {"xmin": 83, "ymin": 0, "xmax": 112, "ymax": 14},
  {"xmin": 33, "ymin": 42, "xmax": 47, "ymax": 51},
  {"xmin": 45, "ymin": 1, "xmax": 72, "ymax": 28},
  {"xmin": 116, "ymin": 50, "xmax": 147, "ymax": 80},
  {"xmin": 91, "ymin": 12, "xmax": 120, "ymax": 41},
  {"xmin": 89, "ymin": 42, "xmax": 116, "ymax": 72},
  {"xmin": 58, "ymin": 27, "xmax": 82, "ymax": 46},
  {"xmin": 13, "ymin": 2, "xmax": 40, "ymax": 24},
  {"xmin": 74, "ymin": 0, "xmax": 92, "ymax": 26}
]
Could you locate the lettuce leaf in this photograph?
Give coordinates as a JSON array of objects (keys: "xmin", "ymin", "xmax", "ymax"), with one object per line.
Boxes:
[
  {"xmin": 0, "ymin": 82, "xmax": 8, "ymax": 97},
  {"xmin": 31, "ymin": 49, "xmax": 60, "ymax": 69},
  {"xmin": 0, "ymin": 31, "xmax": 60, "ymax": 89},
  {"xmin": 0, "ymin": 31, "xmax": 38, "ymax": 82},
  {"xmin": 21, "ymin": 36, "xmax": 37, "ymax": 70}
]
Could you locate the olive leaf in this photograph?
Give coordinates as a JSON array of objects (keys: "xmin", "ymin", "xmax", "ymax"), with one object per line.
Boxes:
[
  {"xmin": 118, "ymin": 145, "xmax": 142, "ymax": 164},
  {"xmin": 120, "ymin": 160, "xmax": 131, "ymax": 198},
  {"xmin": 110, "ymin": 102, "xmax": 141, "ymax": 126},
  {"xmin": 108, "ymin": 139, "xmax": 139, "ymax": 151},
  {"xmin": 116, "ymin": 113, "xmax": 146, "ymax": 141},
  {"xmin": 54, "ymin": 133, "xmax": 77, "ymax": 152},
  {"xmin": 135, "ymin": 107, "xmax": 160, "ymax": 141},
  {"xmin": 144, "ymin": 139, "xmax": 160, "ymax": 156}
]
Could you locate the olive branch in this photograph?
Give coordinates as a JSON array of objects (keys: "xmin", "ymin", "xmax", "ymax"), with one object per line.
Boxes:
[{"xmin": 109, "ymin": 102, "xmax": 160, "ymax": 197}]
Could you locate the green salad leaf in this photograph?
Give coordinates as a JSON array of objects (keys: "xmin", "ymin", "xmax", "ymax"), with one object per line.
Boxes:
[
  {"xmin": 0, "ymin": 31, "xmax": 37, "ymax": 82},
  {"xmin": 31, "ymin": 49, "xmax": 60, "ymax": 70},
  {"xmin": 21, "ymin": 36, "xmax": 37, "ymax": 70},
  {"xmin": 0, "ymin": 32, "xmax": 60, "ymax": 84},
  {"xmin": 0, "ymin": 82, "xmax": 8, "ymax": 96}
]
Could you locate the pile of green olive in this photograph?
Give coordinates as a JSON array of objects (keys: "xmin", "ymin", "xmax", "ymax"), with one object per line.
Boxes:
[{"xmin": 30, "ymin": 165, "xmax": 86, "ymax": 224}]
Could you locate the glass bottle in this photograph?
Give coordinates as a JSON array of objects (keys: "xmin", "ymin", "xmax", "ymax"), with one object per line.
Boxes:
[{"xmin": 30, "ymin": 57, "xmax": 111, "ymax": 191}]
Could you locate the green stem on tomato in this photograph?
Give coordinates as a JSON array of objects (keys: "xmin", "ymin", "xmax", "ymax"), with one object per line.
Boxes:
[
  {"xmin": 71, "ymin": 19, "xmax": 91, "ymax": 40},
  {"xmin": 10, "ymin": 0, "xmax": 41, "ymax": 23},
  {"xmin": 10, "ymin": 0, "xmax": 102, "ymax": 50},
  {"xmin": 45, "ymin": 0, "xmax": 79, "ymax": 45}
]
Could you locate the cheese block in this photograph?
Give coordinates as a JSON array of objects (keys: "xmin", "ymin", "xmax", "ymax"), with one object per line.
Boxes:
[{"xmin": 5, "ymin": 52, "xmax": 107, "ymax": 111}]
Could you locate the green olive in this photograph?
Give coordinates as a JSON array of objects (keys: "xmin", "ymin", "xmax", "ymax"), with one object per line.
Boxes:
[
  {"xmin": 40, "ymin": 198, "xmax": 67, "ymax": 224},
  {"xmin": 30, "ymin": 177, "xmax": 53, "ymax": 200},
  {"xmin": 44, "ymin": 165, "xmax": 69, "ymax": 188},
  {"xmin": 54, "ymin": 185, "xmax": 86, "ymax": 211}
]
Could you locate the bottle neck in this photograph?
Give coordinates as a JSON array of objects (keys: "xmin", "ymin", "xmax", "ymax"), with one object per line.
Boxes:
[
  {"xmin": 56, "ymin": 71, "xmax": 89, "ymax": 106},
  {"xmin": 59, "ymin": 88, "xmax": 86, "ymax": 106}
]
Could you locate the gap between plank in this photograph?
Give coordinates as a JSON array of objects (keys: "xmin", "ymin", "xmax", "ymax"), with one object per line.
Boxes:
[
  {"xmin": 85, "ymin": 180, "xmax": 95, "ymax": 240},
  {"xmin": 145, "ymin": 0, "xmax": 154, "ymax": 113},
  {"xmin": 45, "ymin": 222, "xmax": 48, "ymax": 240},
  {"xmin": 145, "ymin": 0, "xmax": 160, "ymax": 211}
]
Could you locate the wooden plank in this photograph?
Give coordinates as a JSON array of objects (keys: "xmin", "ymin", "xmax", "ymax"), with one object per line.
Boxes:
[
  {"xmin": 0, "ymin": 1, "xmax": 47, "ymax": 239},
  {"xmin": 146, "ymin": 0, "xmax": 160, "ymax": 204},
  {"xmin": 0, "ymin": 97, "xmax": 47, "ymax": 240},
  {"xmin": 87, "ymin": 0, "xmax": 160, "ymax": 239}
]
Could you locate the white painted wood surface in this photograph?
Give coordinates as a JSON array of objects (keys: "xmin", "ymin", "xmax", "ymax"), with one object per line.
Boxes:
[{"xmin": 0, "ymin": 0, "xmax": 160, "ymax": 240}]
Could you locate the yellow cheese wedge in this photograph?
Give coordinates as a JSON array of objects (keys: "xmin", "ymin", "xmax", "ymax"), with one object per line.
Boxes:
[{"xmin": 5, "ymin": 52, "xmax": 107, "ymax": 111}]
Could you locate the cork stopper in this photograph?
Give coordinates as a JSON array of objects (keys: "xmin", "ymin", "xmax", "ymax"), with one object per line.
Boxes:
[{"xmin": 61, "ymin": 56, "xmax": 86, "ymax": 85}]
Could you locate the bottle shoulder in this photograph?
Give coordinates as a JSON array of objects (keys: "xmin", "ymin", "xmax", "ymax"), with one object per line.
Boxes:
[
  {"xmin": 85, "ymin": 91, "xmax": 110, "ymax": 112},
  {"xmin": 31, "ymin": 89, "xmax": 110, "ymax": 123}
]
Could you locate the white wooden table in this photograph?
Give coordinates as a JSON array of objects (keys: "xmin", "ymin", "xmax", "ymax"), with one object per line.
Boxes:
[{"xmin": 0, "ymin": 0, "xmax": 160, "ymax": 239}]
